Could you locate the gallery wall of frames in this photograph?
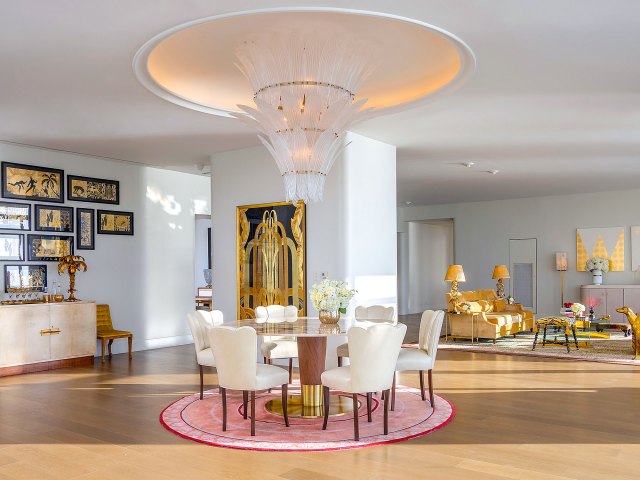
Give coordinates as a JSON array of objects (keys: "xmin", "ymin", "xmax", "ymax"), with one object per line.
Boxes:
[{"xmin": 0, "ymin": 161, "xmax": 134, "ymax": 294}]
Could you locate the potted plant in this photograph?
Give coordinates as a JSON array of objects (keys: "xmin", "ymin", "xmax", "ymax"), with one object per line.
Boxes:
[{"xmin": 585, "ymin": 257, "xmax": 610, "ymax": 285}]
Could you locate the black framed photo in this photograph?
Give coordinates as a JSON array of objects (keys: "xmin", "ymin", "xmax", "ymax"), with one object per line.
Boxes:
[
  {"xmin": 67, "ymin": 175, "xmax": 119, "ymax": 204},
  {"xmin": 27, "ymin": 234, "xmax": 73, "ymax": 261},
  {"xmin": 1, "ymin": 162, "xmax": 64, "ymax": 203},
  {"xmin": 76, "ymin": 208, "xmax": 95, "ymax": 250},
  {"xmin": 0, "ymin": 233, "xmax": 24, "ymax": 261},
  {"xmin": 4, "ymin": 264, "xmax": 47, "ymax": 292},
  {"xmin": 0, "ymin": 201, "xmax": 30, "ymax": 230},
  {"xmin": 97, "ymin": 210, "xmax": 133, "ymax": 235},
  {"xmin": 34, "ymin": 204, "xmax": 73, "ymax": 232}
]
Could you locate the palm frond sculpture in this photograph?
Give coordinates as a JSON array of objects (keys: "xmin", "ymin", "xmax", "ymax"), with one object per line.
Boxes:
[{"xmin": 57, "ymin": 255, "xmax": 87, "ymax": 301}]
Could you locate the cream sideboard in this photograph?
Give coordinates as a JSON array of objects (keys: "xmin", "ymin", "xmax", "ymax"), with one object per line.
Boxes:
[
  {"xmin": 580, "ymin": 285, "xmax": 640, "ymax": 323},
  {"xmin": 0, "ymin": 301, "xmax": 96, "ymax": 376}
]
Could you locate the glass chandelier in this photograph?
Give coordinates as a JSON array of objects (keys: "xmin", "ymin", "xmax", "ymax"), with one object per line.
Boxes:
[{"xmin": 232, "ymin": 32, "xmax": 375, "ymax": 203}]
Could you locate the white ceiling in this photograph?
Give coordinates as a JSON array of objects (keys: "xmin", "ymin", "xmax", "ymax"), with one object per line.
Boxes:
[{"xmin": 1, "ymin": 0, "xmax": 639, "ymax": 206}]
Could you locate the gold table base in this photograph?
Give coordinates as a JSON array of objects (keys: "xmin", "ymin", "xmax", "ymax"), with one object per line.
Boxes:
[{"xmin": 265, "ymin": 394, "xmax": 357, "ymax": 419}]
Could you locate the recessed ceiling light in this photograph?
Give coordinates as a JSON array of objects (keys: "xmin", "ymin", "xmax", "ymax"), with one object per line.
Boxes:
[
  {"xmin": 488, "ymin": 169, "xmax": 499, "ymax": 175},
  {"xmin": 462, "ymin": 162, "xmax": 475, "ymax": 168},
  {"xmin": 405, "ymin": 201, "xmax": 413, "ymax": 206}
]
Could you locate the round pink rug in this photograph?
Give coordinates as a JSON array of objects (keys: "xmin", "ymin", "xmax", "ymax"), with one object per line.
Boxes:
[{"xmin": 160, "ymin": 385, "xmax": 455, "ymax": 451}]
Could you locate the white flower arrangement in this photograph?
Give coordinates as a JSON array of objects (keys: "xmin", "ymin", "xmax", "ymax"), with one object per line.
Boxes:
[
  {"xmin": 571, "ymin": 302, "xmax": 586, "ymax": 317},
  {"xmin": 585, "ymin": 257, "xmax": 610, "ymax": 273},
  {"xmin": 309, "ymin": 279, "xmax": 356, "ymax": 314}
]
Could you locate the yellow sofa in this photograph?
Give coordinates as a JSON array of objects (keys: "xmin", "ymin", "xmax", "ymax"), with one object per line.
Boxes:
[{"xmin": 445, "ymin": 289, "xmax": 534, "ymax": 343}]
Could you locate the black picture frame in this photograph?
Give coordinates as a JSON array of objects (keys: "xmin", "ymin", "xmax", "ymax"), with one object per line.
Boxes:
[
  {"xmin": 67, "ymin": 175, "xmax": 119, "ymax": 204},
  {"xmin": 1, "ymin": 162, "xmax": 64, "ymax": 203},
  {"xmin": 76, "ymin": 208, "xmax": 95, "ymax": 250},
  {"xmin": 0, "ymin": 233, "xmax": 24, "ymax": 261},
  {"xmin": 0, "ymin": 201, "xmax": 30, "ymax": 230},
  {"xmin": 34, "ymin": 204, "xmax": 74, "ymax": 232},
  {"xmin": 97, "ymin": 210, "xmax": 134, "ymax": 235},
  {"xmin": 4, "ymin": 264, "xmax": 47, "ymax": 292},
  {"xmin": 27, "ymin": 234, "xmax": 73, "ymax": 261}
]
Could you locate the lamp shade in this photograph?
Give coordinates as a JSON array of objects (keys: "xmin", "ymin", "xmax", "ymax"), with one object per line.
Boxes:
[
  {"xmin": 492, "ymin": 265, "xmax": 510, "ymax": 279},
  {"xmin": 555, "ymin": 252, "xmax": 568, "ymax": 271},
  {"xmin": 445, "ymin": 264, "xmax": 466, "ymax": 282}
]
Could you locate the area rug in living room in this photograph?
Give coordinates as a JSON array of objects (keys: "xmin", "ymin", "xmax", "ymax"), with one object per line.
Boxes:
[
  {"xmin": 435, "ymin": 330, "xmax": 639, "ymax": 365},
  {"xmin": 160, "ymin": 385, "xmax": 454, "ymax": 451}
]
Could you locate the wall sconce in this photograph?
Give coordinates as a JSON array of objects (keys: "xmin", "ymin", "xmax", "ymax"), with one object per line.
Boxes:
[{"xmin": 491, "ymin": 265, "xmax": 510, "ymax": 298}]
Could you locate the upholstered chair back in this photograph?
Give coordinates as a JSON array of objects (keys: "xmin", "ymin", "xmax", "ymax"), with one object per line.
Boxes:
[
  {"xmin": 355, "ymin": 305, "xmax": 396, "ymax": 324},
  {"xmin": 348, "ymin": 323, "xmax": 407, "ymax": 393},
  {"xmin": 96, "ymin": 304, "xmax": 114, "ymax": 333},
  {"xmin": 418, "ymin": 310, "xmax": 445, "ymax": 360},
  {"xmin": 208, "ymin": 326, "xmax": 258, "ymax": 390},
  {"xmin": 256, "ymin": 305, "xmax": 298, "ymax": 320},
  {"xmin": 187, "ymin": 310, "xmax": 224, "ymax": 352}
]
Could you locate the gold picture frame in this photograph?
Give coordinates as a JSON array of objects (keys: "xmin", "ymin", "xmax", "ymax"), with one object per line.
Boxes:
[
  {"xmin": 236, "ymin": 201, "xmax": 306, "ymax": 319},
  {"xmin": 1, "ymin": 162, "xmax": 64, "ymax": 203}
]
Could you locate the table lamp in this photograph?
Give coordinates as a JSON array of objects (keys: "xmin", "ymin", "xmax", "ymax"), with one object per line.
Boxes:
[
  {"xmin": 445, "ymin": 265, "xmax": 466, "ymax": 310},
  {"xmin": 492, "ymin": 265, "xmax": 510, "ymax": 298},
  {"xmin": 555, "ymin": 252, "xmax": 568, "ymax": 307}
]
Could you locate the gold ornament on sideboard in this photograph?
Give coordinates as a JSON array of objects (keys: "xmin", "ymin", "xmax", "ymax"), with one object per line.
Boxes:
[{"xmin": 57, "ymin": 255, "xmax": 87, "ymax": 302}]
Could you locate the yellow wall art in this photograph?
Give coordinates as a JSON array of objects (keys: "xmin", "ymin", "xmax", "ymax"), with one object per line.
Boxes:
[{"xmin": 576, "ymin": 227, "xmax": 624, "ymax": 271}]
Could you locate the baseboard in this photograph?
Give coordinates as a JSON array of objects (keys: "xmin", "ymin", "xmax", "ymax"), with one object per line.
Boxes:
[
  {"xmin": 0, "ymin": 355, "xmax": 94, "ymax": 377},
  {"xmin": 94, "ymin": 334, "xmax": 194, "ymax": 356}
]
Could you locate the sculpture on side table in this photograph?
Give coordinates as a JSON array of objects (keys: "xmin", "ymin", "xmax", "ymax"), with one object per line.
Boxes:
[
  {"xmin": 58, "ymin": 255, "xmax": 88, "ymax": 302},
  {"xmin": 615, "ymin": 307, "xmax": 640, "ymax": 359}
]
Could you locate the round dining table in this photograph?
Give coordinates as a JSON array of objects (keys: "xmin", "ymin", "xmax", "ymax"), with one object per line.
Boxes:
[{"xmin": 236, "ymin": 316, "xmax": 358, "ymax": 418}]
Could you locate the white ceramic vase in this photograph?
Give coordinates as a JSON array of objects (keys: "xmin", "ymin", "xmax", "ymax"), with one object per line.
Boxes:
[{"xmin": 592, "ymin": 269, "xmax": 603, "ymax": 285}]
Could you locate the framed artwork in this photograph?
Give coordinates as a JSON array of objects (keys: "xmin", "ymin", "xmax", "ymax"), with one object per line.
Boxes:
[
  {"xmin": 27, "ymin": 234, "xmax": 73, "ymax": 261},
  {"xmin": 76, "ymin": 208, "xmax": 95, "ymax": 250},
  {"xmin": 1, "ymin": 162, "xmax": 64, "ymax": 203},
  {"xmin": 576, "ymin": 227, "xmax": 624, "ymax": 271},
  {"xmin": 67, "ymin": 175, "xmax": 119, "ymax": 204},
  {"xmin": 236, "ymin": 201, "xmax": 306, "ymax": 319},
  {"xmin": 0, "ymin": 233, "xmax": 24, "ymax": 261},
  {"xmin": 34, "ymin": 204, "xmax": 73, "ymax": 232},
  {"xmin": 4, "ymin": 264, "xmax": 47, "ymax": 292},
  {"xmin": 97, "ymin": 210, "xmax": 133, "ymax": 235},
  {"xmin": 0, "ymin": 201, "xmax": 30, "ymax": 230}
]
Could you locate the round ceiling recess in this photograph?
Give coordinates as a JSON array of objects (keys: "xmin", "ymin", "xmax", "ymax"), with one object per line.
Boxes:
[{"xmin": 133, "ymin": 8, "xmax": 475, "ymax": 118}]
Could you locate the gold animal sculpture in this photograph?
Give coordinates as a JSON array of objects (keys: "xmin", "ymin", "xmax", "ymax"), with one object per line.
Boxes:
[
  {"xmin": 58, "ymin": 255, "xmax": 88, "ymax": 302},
  {"xmin": 615, "ymin": 306, "xmax": 640, "ymax": 359}
]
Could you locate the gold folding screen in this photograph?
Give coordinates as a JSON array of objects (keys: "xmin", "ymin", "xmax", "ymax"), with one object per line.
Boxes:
[{"xmin": 236, "ymin": 201, "xmax": 306, "ymax": 319}]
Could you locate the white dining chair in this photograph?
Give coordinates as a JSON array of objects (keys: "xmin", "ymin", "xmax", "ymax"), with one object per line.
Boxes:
[
  {"xmin": 256, "ymin": 305, "xmax": 298, "ymax": 383},
  {"xmin": 336, "ymin": 305, "xmax": 396, "ymax": 366},
  {"xmin": 393, "ymin": 310, "xmax": 445, "ymax": 410},
  {"xmin": 207, "ymin": 326, "xmax": 290, "ymax": 436},
  {"xmin": 186, "ymin": 310, "xmax": 224, "ymax": 399},
  {"xmin": 321, "ymin": 323, "xmax": 407, "ymax": 441}
]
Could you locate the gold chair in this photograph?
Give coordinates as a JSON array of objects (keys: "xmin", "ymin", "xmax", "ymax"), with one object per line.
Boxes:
[{"xmin": 97, "ymin": 304, "xmax": 132, "ymax": 364}]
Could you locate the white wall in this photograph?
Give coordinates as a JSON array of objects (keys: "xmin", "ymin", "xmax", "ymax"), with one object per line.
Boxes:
[
  {"xmin": 343, "ymin": 132, "xmax": 397, "ymax": 312},
  {"xmin": 399, "ymin": 189, "xmax": 640, "ymax": 317},
  {"xmin": 0, "ymin": 142, "xmax": 210, "ymax": 355}
]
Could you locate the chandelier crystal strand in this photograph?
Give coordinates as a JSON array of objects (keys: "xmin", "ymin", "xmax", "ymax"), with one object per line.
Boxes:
[{"xmin": 232, "ymin": 32, "xmax": 376, "ymax": 203}]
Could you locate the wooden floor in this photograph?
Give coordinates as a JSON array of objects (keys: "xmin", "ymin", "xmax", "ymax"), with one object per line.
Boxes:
[{"xmin": 1, "ymin": 336, "xmax": 639, "ymax": 479}]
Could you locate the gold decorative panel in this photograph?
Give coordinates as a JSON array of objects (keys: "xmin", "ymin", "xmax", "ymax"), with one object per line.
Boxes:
[
  {"xmin": 576, "ymin": 227, "xmax": 624, "ymax": 271},
  {"xmin": 236, "ymin": 201, "xmax": 306, "ymax": 319}
]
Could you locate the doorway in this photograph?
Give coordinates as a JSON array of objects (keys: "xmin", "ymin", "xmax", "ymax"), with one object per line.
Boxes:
[{"xmin": 399, "ymin": 219, "xmax": 454, "ymax": 315}]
